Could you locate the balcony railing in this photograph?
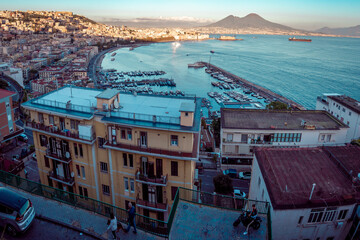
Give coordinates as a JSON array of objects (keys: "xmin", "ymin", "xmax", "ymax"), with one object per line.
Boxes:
[
  {"xmin": 135, "ymin": 170, "xmax": 168, "ymax": 186},
  {"xmin": 49, "ymin": 171, "xmax": 75, "ymax": 186},
  {"xmin": 136, "ymin": 197, "xmax": 168, "ymax": 212},
  {"xmin": 26, "ymin": 121, "xmax": 95, "ymax": 142},
  {"xmin": 31, "ymin": 98, "xmax": 95, "ymax": 113},
  {"xmin": 104, "ymin": 141, "xmax": 194, "ymax": 158},
  {"xmin": 1, "ymin": 126, "xmax": 24, "ymax": 142},
  {"xmin": 46, "ymin": 149, "xmax": 72, "ymax": 164}
]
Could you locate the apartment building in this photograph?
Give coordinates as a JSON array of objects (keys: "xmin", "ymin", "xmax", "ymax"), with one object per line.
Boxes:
[
  {"xmin": 0, "ymin": 89, "xmax": 23, "ymax": 146},
  {"xmin": 220, "ymin": 109, "xmax": 349, "ymax": 170},
  {"xmin": 22, "ymin": 86, "xmax": 201, "ymax": 221},
  {"xmin": 317, "ymin": 94, "xmax": 360, "ymax": 142},
  {"xmin": 248, "ymin": 145, "xmax": 360, "ymax": 240}
]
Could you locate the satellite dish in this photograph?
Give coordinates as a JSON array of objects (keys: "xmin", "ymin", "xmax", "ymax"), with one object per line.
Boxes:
[
  {"xmin": 71, "ymin": 172, "xmax": 74, "ymax": 177},
  {"xmin": 65, "ymin": 152, "xmax": 70, "ymax": 159}
]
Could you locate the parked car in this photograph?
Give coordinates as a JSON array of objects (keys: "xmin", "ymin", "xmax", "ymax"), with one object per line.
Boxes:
[
  {"xmin": 239, "ymin": 171, "xmax": 251, "ymax": 180},
  {"xmin": 18, "ymin": 134, "xmax": 28, "ymax": 142},
  {"xmin": 223, "ymin": 169, "xmax": 238, "ymax": 178},
  {"xmin": 32, "ymin": 153, "xmax": 36, "ymax": 161},
  {"xmin": 0, "ymin": 187, "xmax": 35, "ymax": 236},
  {"xmin": 234, "ymin": 189, "xmax": 247, "ymax": 198}
]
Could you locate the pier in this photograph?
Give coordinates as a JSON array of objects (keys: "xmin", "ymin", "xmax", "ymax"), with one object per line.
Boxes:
[{"xmin": 197, "ymin": 61, "xmax": 306, "ymax": 110}]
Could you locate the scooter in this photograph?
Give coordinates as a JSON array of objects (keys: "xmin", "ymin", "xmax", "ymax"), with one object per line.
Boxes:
[{"xmin": 233, "ymin": 210, "xmax": 262, "ymax": 230}]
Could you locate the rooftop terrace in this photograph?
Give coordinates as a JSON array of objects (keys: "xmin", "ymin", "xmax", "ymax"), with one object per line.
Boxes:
[
  {"xmin": 328, "ymin": 95, "xmax": 360, "ymax": 114},
  {"xmin": 221, "ymin": 109, "xmax": 347, "ymax": 130}
]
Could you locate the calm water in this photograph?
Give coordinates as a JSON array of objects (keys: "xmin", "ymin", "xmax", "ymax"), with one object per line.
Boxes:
[{"xmin": 102, "ymin": 35, "xmax": 360, "ymax": 109}]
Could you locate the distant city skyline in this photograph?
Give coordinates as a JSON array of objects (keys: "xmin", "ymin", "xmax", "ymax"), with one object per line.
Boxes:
[{"xmin": 2, "ymin": 0, "xmax": 360, "ymax": 30}]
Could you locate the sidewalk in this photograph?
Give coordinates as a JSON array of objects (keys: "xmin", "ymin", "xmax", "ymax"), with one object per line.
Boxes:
[{"xmin": 0, "ymin": 183, "xmax": 163, "ymax": 240}]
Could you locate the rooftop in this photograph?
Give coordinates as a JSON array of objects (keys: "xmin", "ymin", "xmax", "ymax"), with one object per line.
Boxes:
[
  {"xmin": 328, "ymin": 95, "xmax": 360, "ymax": 114},
  {"xmin": 221, "ymin": 109, "xmax": 347, "ymax": 130},
  {"xmin": 0, "ymin": 89, "xmax": 16, "ymax": 99},
  {"xmin": 255, "ymin": 145, "xmax": 360, "ymax": 210},
  {"xmin": 22, "ymin": 86, "xmax": 201, "ymax": 132}
]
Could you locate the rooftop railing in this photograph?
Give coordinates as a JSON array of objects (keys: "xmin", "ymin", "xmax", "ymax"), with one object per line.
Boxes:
[
  {"xmin": 110, "ymin": 110, "xmax": 180, "ymax": 125},
  {"xmin": 31, "ymin": 98, "xmax": 95, "ymax": 114}
]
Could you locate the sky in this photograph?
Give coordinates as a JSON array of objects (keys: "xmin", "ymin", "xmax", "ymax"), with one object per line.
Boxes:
[{"xmin": 1, "ymin": 0, "xmax": 360, "ymax": 30}]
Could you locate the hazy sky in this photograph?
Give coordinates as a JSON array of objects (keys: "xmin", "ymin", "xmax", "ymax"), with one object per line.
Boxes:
[{"xmin": 2, "ymin": 0, "xmax": 360, "ymax": 30}]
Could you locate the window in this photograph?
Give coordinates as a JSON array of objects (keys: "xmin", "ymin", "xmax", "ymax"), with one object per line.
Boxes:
[
  {"xmin": 171, "ymin": 161, "xmax": 178, "ymax": 176},
  {"xmin": 123, "ymin": 153, "xmax": 128, "ymax": 166},
  {"xmin": 241, "ymin": 134, "xmax": 248, "ymax": 143},
  {"xmin": 298, "ymin": 216, "xmax": 303, "ymax": 224},
  {"xmin": 70, "ymin": 119, "xmax": 79, "ymax": 130},
  {"xmin": 320, "ymin": 134, "xmax": 325, "ymax": 141},
  {"xmin": 349, "ymin": 112, "xmax": 352, "ymax": 116},
  {"xmin": 38, "ymin": 113, "xmax": 44, "ymax": 123},
  {"xmin": 121, "ymin": 129, "xmax": 126, "ymax": 139},
  {"xmin": 44, "ymin": 156, "xmax": 50, "ymax": 168},
  {"xmin": 261, "ymin": 189, "xmax": 264, "ymax": 199},
  {"xmin": 227, "ymin": 133, "xmax": 233, "ymax": 142},
  {"xmin": 308, "ymin": 208, "xmax": 324, "ymax": 223},
  {"xmin": 171, "ymin": 135, "xmax": 178, "ymax": 146},
  {"xmin": 130, "ymin": 179, "xmax": 135, "ymax": 193},
  {"xmin": 171, "ymin": 186, "xmax": 178, "ymax": 200},
  {"xmin": 76, "ymin": 165, "xmax": 80, "ymax": 177},
  {"xmin": 84, "ymin": 188, "xmax": 88, "ymax": 198},
  {"xmin": 124, "ymin": 177, "xmax": 129, "ymax": 192},
  {"xmin": 74, "ymin": 143, "xmax": 78, "ymax": 156},
  {"xmin": 272, "ymin": 133, "xmax": 301, "ymax": 142},
  {"xmin": 79, "ymin": 144, "xmax": 83, "ymax": 157},
  {"xmin": 100, "ymin": 162, "xmax": 108, "ymax": 173},
  {"xmin": 81, "ymin": 166, "xmax": 86, "ymax": 179},
  {"xmin": 127, "ymin": 130, "xmax": 132, "ymax": 140},
  {"xmin": 98, "ymin": 137, "xmax": 105, "ymax": 148},
  {"xmin": 49, "ymin": 115, "xmax": 54, "ymax": 125},
  {"xmin": 102, "ymin": 184, "xmax": 110, "ymax": 195},
  {"xmin": 79, "ymin": 186, "xmax": 83, "ymax": 198},
  {"xmin": 258, "ymin": 177, "xmax": 261, "ymax": 187},
  {"xmin": 129, "ymin": 154, "xmax": 133, "ymax": 168},
  {"xmin": 342, "ymin": 108, "xmax": 345, "ymax": 112},
  {"xmin": 337, "ymin": 209, "xmax": 348, "ymax": 220},
  {"xmin": 40, "ymin": 135, "xmax": 48, "ymax": 147},
  {"xmin": 322, "ymin": 207, "xmax": 336, "ymax": 222},
  {"xmin": 326, "ymin": 134, "xmax": 331, "ymax": 142},
  {"xmin": 347, "ymin": 121, "xmax": 350, "ymax": 125}
]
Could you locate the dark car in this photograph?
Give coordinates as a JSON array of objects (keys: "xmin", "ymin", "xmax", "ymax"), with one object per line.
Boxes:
[
  {"xmin": 0, "ymin": 187, "xmax": 35, "ymax": 236},
  {"xmin": 223, "ymin": 169, "xmax": 237, "ymax": 178}
]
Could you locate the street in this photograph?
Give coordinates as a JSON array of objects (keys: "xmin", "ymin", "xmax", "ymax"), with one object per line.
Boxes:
[
  {"xmin": 2, "ymin": 218, "xmax": 97, "ymax": 240},
  {"xmin": 199, "ymin": 169, "xmax": 250, "ymax": 194}
]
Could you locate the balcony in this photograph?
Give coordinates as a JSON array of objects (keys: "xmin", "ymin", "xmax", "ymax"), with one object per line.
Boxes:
[
  {"xmin": 46, "ymin": 149, "xmax": 72, "ymax": 164},
  {"xmin": 49, "ymin": 171, "xmax": 75, "ymax": 186},
  {"xmin": 135, "ymin": 170, "xmax": 168, "ymax": 186},
  {"xmin": 1, "ymin": 126, "xmax": 24, "ymax": 143},
  {"xmin": 136, "ymin": 198, "xmax": 168, "ymax": 212},
  {"xmin": 104, "ymin": 141, "xmax": 195, "ymax": 159},
  {"xmin": 25, "ymin": 121, "xmax": 95, "ymax": 143}
]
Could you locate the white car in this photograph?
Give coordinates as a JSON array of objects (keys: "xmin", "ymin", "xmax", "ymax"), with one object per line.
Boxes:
[
  {"xmin": 239, "ymin": 171, "xmax": 251, "ymax": 180},
  {"xmin": 234, "ymin": 189, "xmax": 246, "ymax": 198}
]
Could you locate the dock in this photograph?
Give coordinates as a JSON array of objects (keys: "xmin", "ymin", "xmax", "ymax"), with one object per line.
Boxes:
[{"xmin": 198, "ymin": 61, "xmax": 305, "ymax": 110}]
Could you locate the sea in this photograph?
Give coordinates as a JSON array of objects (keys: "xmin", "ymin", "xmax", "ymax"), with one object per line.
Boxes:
[{"xmin": 101, "ymin": 34, "xmax": 360, "ymax": 111}]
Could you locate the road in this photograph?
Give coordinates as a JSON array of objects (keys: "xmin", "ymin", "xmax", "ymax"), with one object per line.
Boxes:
[
  {"xmin": 2, "ymin": 218, "xmax": 97, "ymax": 240},
  {"xmin": 199, "ymin": 169, "xmax": 250, "ymax": 194}
]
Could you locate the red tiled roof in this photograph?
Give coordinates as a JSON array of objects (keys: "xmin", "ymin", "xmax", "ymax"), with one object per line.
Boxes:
[
  {"xmin": 0, "ymin": 89, "xmax": 16, "ymax": 99},
  {"xmin": 255, "ymin": 146, "xmax": 360, "ymax": 210}
]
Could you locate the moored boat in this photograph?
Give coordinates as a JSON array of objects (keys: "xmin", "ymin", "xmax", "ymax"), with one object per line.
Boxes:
[{"xmin": 289, "ymin": 37, "xmax": 311, "ymax": 42}]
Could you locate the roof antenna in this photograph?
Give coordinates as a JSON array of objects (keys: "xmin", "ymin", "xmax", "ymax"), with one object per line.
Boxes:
[{"xmin": 309, "ymin": 183, "xmax": 316, "ymax": 200}]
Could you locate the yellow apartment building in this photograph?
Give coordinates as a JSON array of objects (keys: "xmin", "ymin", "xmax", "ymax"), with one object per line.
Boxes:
[{"xmin": 22, "ymin": 86, "xmax": 201, "ymax": 221}]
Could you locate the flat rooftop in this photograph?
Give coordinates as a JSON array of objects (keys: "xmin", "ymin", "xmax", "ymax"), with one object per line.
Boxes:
[
  {"xmin": 22, "ymin": 86, "xmax": 201, "ymax": 132},
  {"xmin": 255, "ymin": 146, "xmax": 360, "ymax": 209},
  {"xmin": 328, "ymin": 95, "xmax": 360, "ymax": 114},
  {"xmin": 221, "ymin": 109, "xmax": 347, "ymax": 130},
  {"xmin": 0, "ymin": 89, "xmax": 16, "ymax": 99}
]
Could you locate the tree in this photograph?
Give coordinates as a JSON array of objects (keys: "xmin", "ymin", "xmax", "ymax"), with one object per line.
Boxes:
[
  {"xmin": 201, "ymin": 118, "xmax": 206, "ymax": 128},
  {"xmin": 213, "ymin": 173, "xmax": 233, "ymax": 195},
  {"xmin": 266, "ymin": 101, "xmax": 290, "ymax": 110}
]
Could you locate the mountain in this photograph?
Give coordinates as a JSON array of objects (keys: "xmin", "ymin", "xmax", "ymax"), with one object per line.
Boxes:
[
  {"xmin": 205, "ymin": 13, "xmax": 295, "ymax": 31},
  {"xmin": 316, "ymin": 25, "xmax": 360, "ymax": 36}
]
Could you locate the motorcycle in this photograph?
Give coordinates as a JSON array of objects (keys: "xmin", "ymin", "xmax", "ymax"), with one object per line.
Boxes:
[{"xmin": 233, "ymin": 210, "xmax": 262, "ymax": 230}]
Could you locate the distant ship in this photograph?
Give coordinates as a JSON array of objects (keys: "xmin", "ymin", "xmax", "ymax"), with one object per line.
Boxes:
[
  {"xmin": 217, "ymin": 36, "xmax": 243, "ymax": 41},
  {"xmin": 289, "ymin": 37, "xmax": 312, "ymax": 42}
]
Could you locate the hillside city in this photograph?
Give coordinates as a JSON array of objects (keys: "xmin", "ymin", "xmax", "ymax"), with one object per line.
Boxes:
[{"xmin": 0, "ymin": 10, "xmax": 359, "ymax": 240}]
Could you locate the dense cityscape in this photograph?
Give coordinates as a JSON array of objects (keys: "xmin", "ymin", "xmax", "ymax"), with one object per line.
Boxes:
[{"xmin": 0, "ymin": 5, "xmax": 359, "ymax": 240}]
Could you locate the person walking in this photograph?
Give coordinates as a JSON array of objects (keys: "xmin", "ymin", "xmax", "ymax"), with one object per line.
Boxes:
[
  {"xmin": 107, "ymin": 213, "xmax": 118, "ymax": 239},
  {"xmin": 124, "ymin": 202, "xmax": 137, "ymax": 234}
]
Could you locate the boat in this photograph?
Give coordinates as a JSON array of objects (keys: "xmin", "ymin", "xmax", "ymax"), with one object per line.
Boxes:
[
  {"xmin": 188, "ymin": 63, "xmax": 205, "ymax": 69},
  {"xmin": 217, "ymin": 36, "xmax": 243, "ymax": 41},
  {"xmin": 111, "ymin": 52, "xmax": 117, "ymax": 56},
  {"xmin": 129, "ymin": 47, "xmax": 134, "ymax": 51},
  {"xmin": 210, "ymin": 50, "xmax": 215, "ymax": 54},
  {"xmin": 111, "ymin": 58, "xmax": 115, "ymax": 61},
  {"xmin": 289, "ymin": 37, "xmax": 312, "ymax": 42}
]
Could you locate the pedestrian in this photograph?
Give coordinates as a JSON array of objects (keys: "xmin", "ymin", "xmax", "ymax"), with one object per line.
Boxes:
[
  {"xmin": 243, "ymin": 204, "xmax": 258, "ymax": 235},
  {"xmin": 107, "ymin": 213, "xmax": 117, "ymax": 239},
  {"xmin": 124, "ymin": 202, "xmax": 137, "ymax": 234}
]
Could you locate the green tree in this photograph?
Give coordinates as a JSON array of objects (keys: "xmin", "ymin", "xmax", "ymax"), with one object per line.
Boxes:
[
  {"xmin": 213, "ymin": 173, "xmax": 233, "ymax": 195},
  {"xmin": 266, "ymin": 101, "xmax": 290, "ymax": 110}
]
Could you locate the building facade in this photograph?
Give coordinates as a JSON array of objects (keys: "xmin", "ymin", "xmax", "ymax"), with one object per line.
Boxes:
[
  {"xmin": 22, "ymin": 86, "xmax": 201, "ymax": 221},
  {"xmin": 316, "ymin": 94, "xmax": 360, "ymax": 142},
  {"xmin": 248, "ymin": 146, "xmax": 360, "ymax": 240},
  {"xmin": 220, "ymin": 109, "xmax": 349, "ymax": 171}
]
